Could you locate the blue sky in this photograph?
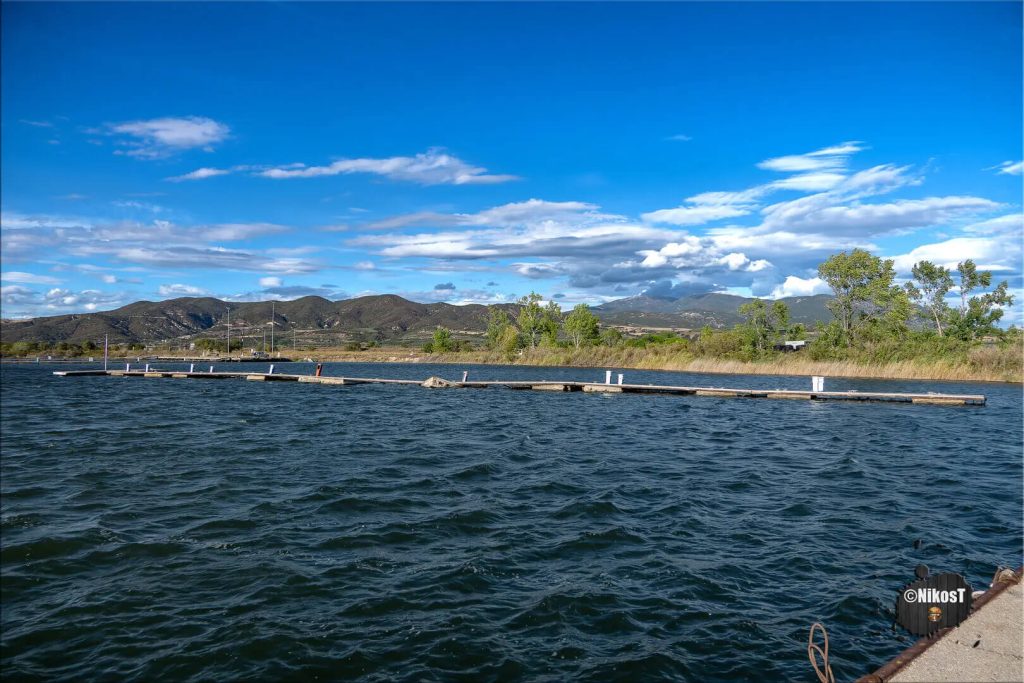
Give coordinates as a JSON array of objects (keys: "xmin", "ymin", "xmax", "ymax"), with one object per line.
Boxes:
[{"xmin": 2, "ymin": 1, "xmax": 1021, "ymax": 320}]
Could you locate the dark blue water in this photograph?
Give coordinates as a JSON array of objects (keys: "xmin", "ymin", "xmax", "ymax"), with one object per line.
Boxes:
[{"xmin": 2, "ymin": 362, "xmax": 1021, "ymax": 681}]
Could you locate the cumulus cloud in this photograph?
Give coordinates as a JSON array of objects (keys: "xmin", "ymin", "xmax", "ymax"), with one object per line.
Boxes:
[
  {"xmin": 105, "ymin": 116, "xmax": 230, "ymax": 159},
  {"xmin": 258, "ymin": 148, "xmax": 518, "ymax": 185},
  {"xmin": 770, "ymin": 275, "xmax": 831, "ymax": 298},
  {"xmin": 1, "ymin": 285, "xmax": 128, "ymax": 318},
  {"xmin": 259, "ymin": 276, "xmax": 283, "ymax": 288}
]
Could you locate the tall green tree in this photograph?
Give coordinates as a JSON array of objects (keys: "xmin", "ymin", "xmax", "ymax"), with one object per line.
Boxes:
[
  {"xmin": 430, "ymin": 326, "xmax": 454, "ymax": 353},
  {"xmin": 563, "ymin": 303, "xmax": 601, "ymax": 348},
  {"xmin": 540, "ymin": 301, "xmax": 563, "ymax": 346},
  {"xmin": 904, "ymin": 260, "xmax": 954, "ymax": 336},
  {"xmin": 947, "ymin": 260, "xmax": 1014, "ymax": 341},
  {"xmin": 817, "ymin": 249, "xmax": 904, "ymax": 345},
  {"xmin": 737, "ymin": 299, "xmax": 791, "ymax": 352},
  {"xmin": 485, "ymin": 306, "xmax": 512, "ymax": 350},
  {"xmin": 515, "ymin": 292, "xmax": 545, "ymax": 349}
]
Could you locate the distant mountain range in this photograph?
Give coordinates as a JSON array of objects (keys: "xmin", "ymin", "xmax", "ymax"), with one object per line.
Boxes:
[
  {"xmin": 593, "ymin": 292, "xmax": 833, "ymax": 329},
  {"xmin": 0, "ymin": 293, "xmax": 836, "ymax": 345}
]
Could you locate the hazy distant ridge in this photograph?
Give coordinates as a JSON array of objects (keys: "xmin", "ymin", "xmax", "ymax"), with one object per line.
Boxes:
[{"xmin": 0, "ymin": 293, "xmax": 834, "ymax": 345}]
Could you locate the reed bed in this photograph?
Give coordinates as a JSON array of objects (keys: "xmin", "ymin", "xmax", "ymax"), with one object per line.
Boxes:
[{"xmin": 311, "ymin": 342, "xmax": 1022, "ymax": 383}]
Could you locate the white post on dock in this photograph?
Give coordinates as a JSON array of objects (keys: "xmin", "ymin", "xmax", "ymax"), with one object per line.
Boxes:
[
  {"xmin": 145, "ymin": 363, "xmax": 150, "ymax": 372},
  {"xmin": 618, "ymin": 373, "xmax": 624, "ymax": 385},
  {"xmin": 126, "ymin": 363, "xmax": 130, "ymax": 372},
  {"xmin": 269, "ymin": 364, "xmax": 275, "ymax": 375},
  {"xmin": 189, "ymin": 363, "xmax": 195, "ymax": 373},
  {"xmin": 812, "ymin": 376, "xmax": 825, "ymax": 392},
  {"xmin": 209, "ymin": 365, "xmax": 214, "ymax": 373},
  {"xmin": 605, "ymin": 370, "xmax": 612, "ymax": 384},
  {"xmin": 462, "ymin": 371, "xmax": 469, "ymax": 382},
  {"xmin": 103, "ymin": 334, "xmax": 108, "ymax": 371}
]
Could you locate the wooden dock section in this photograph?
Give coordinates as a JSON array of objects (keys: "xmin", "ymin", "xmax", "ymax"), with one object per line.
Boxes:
[{"xmin": 52, "ymin": 369, "xmax": 986, "ymax": 406}]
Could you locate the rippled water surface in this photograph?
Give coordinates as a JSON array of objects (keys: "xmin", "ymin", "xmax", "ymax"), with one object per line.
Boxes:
[{"xmin": 2, "ymin": 362, "xmax": 1021, "ymax": 681}]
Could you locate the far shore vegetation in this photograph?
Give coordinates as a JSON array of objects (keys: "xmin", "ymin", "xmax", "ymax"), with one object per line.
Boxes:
[{"xmin": 2, "ymin": 251, "xmax": 1021, "ymax": 382}]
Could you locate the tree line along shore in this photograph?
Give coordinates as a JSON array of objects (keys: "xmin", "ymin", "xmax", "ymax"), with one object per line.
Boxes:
[{"xmin": 2, "ymin": 250, "xmax": 1020, "ymax": 383}]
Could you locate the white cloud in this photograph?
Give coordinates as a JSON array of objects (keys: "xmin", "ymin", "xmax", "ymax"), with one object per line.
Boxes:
[
  {"xmin": 259, "ymin": 276, "xmax": 283, "ymax": 288},
  {"xmin": 760, "ymin": 194, "xmax": 1000, "ymax": 235},
  {"xmin": 992, "ymin": 160, "xmax": 1023, "ymax": 176},
  {"xmin": 157, "ymin": 283, "xmax": 209, "ymax": 296},
  {"xmin": 686, "ymin": 188, "xmax": 772, "ymax": 207},
  {"xmin": 891, "ymin": 237, "xmax": 1017, "ymax": 273},
  {"xmin": 1, "ymin": 271, "xmax": 62, "ymax": 285},
  {"xmin": 258, "ymin": 148, "xmax": 518, "ymax": 185},
  {"xmin": 644, "ymin": 144, "xmax": 876, "ymax": 228},
  {"xmin": 201, "ymin": 223, "xmax": 289, "ymax": 241},
  {"xmin": 641, "ymin": 204, "xmax": 751, "ymax": 226},
  {"xmin": 638, "ymin": 238, "xmax": 705, "ymax": 268},
  {"xmin": 105, "ymin": 116, "xmax": 230, "ymax": 159},
  {"xmin": 769, "ymin": 172, "xmax": 846, "ymax": 192},
  {"xmin": 757, "ymin": 141, "xmax": 865, "ymax": 173},
  {"xmin": 961, "ymin": 213, "xmax": 1023, "ymax": 235},
  {"xmin": 112, "ymin": 200, "xmax": 166, "ymax": 213},
  {"xmin": 1, "ymin": 213, "xmax": 320, "ymax": 273},
  {"xmin": 770, "ymin": 275, "xmax": 830, "ymax": 298},
  {"xmin": 1, "ymin": 285, "xmax": 128, "ymax": 319},
  {"xmin": 167, "ymin": 167, "xmax": 231, "ymax": 182}
]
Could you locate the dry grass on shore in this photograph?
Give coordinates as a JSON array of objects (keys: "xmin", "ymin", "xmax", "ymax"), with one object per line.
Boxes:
[{"xmin": 304, "ymin": 341, "xmax": 1022, "ymax": 383}]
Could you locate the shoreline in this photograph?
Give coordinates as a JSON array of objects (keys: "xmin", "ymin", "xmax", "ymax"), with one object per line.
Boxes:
[
  {"xmin": 309, "ymin": 349, "xmax": 1023, "ymax": 384},
  {"xmin": 30, "ymin": 348, "xmax": 1014, "ymax": 383},
  {"xmin": 6, "ymin": 348, "xmax": 1015, "ymax": 385}
]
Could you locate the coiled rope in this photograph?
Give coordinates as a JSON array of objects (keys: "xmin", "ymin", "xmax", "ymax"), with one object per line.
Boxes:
[{"xmin": 808, "ymin": 622, "xmax": 836, "ymax": 683}]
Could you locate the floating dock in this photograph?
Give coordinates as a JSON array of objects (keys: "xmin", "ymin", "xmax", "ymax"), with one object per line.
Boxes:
[{"xmin": 52, "ymin": 369, "xmax": 986, "ymax": 406}]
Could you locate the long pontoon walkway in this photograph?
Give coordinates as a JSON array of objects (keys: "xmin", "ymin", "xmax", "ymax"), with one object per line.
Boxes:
[{"xmin": 53, "ymin": 368, "xmax": 987, "ymax": 406}]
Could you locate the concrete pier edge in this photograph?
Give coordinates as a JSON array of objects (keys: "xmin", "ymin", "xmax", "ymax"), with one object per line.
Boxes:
[{"xmin": 855, "ymin": 568, "xmax": 1023, "ymax": 683}]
